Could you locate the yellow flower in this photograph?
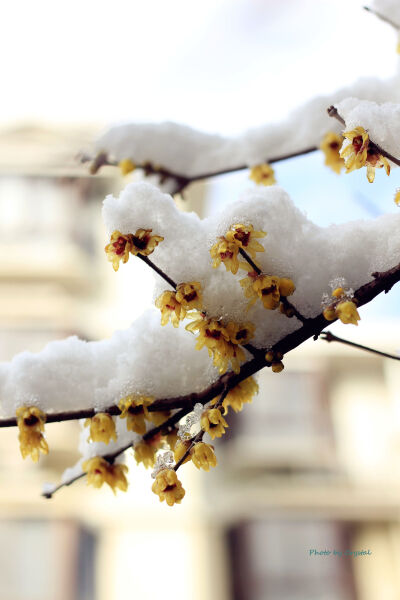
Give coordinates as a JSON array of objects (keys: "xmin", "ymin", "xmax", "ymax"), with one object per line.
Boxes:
[
  {"xmin": 210, "ymin": 237, "xmax": 240, "ymax": 274},
  {"xmin": 134, "ymin": 441, "xmax": 158, "ymax": 469},
  {"xmin": 83, "ymin": 457, "xmax": 128, "ymax": 494},
  {"xmin": 249, "ymin": 163, "xmax": 276, "ymax": 186},
  {"xmin": 340, "ymin": 126, "xmax": 390, "ymax": 183},
  {"xmin": 164, "ymin": 429, "xmax": 179, "ymax": 450},
  {"xmin": 119, "ymin": 158, "xmax": 136, "ymax": 175},
  {"xmin": 320, "ymin": 132, "xmax": 344, "ymax": 174},
  {"xmin": 225, "ymin": 223, "xmax": 266, "ymax": 260},
  {"xmin": 84, "ymin": 413, "xmax": 117, "ymax": 444},
  {"xmin": 271, "ymin": 361, "xmax": 284, "ymax": 373},
  {"xmin": 118, "ymin": 395, "xmax": 153, "ymax": 435},
  {"xmin": 155, "ymin": 290, "xmax": 183, "ymax": 327},
  {"xmin": 394, "ymin": 189, "xmax": 400, "ymax": 206},
  {"xmin": 130, "ymin": 228, "xmax": 164, "ymax": 256},
  {"xmin": 186, "ymin": 314, "xmax": 250, "ymax": 374},
  {"xmin": 16, "ymin": 406, "xmax": 49, "ymax": 462},
  {"xmin": 336, "ymin": 300, "xmax": 360, "ymax": 326},
  {"xmin": 175, "ymin": 282, "xmax": 203, "ymax": 312},
  {"xmin": 174, "ymin": 440, "xmax": 192, "ymax": 465},
  {"xmin": 152, "ymin": 469, "xmax": 185, "ymax": 506},
  {"xmin": 156, "ymin": 282, "xmax": 202, "ymax": 328},
  {"xmin": 201, "ymin": 408, "xmax": 228, "ymax": 440},
  {"xmin": 240, "ymin": 273, "xmax": 295, "ymax": 310},
  {"xmin": 191, "ymin": 442, "xmax": 217, "ymax": 471},
  {"xmin": 220, "ymin": 377, "xmax": 259, "ymax": 413},
  {"xmin": 105, "ymin": 231, "xmax": 134, "ymax": 271}
]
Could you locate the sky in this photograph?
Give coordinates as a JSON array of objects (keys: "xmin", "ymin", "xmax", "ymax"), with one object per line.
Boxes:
[{"xmin": 0, "ymin": 0, "xmax": 398, "ymax": 132}]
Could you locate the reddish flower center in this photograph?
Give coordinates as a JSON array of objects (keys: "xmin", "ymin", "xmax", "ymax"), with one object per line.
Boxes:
[
  {"xmin": 352, "ymin": 136, "xmax": 367, "ymax": 155},
  {"xmin": 220, "ymin": 250, "xmax": 233, "ymax": 260},
  {"xmin": 184, "ymin": 291, "xmax": 197, "ymax": 302},
  {"xmin": 132, "ymin": 234, "xmax": 149, "ymax": 250},
  {"xmin": 205, "ymin": 329, "xmax": 221, "ymax": 340},
  {"xmin": 113, "ymin": 236, "xmax": 128, "ymax": 255},
  {"xmin": 235, "ymin": 329, "xmax": 248, "ymax": 341},
  {"xmin": 23, "ymin": 415, "xmax": 39, "ymax": 427},
  {"xmin": 234, "ymin": 230, "xmax": 250, "ymax": 246},
  {"xmin": 262, "ymin": 285, "xmax": 277, "ymax": 295}
]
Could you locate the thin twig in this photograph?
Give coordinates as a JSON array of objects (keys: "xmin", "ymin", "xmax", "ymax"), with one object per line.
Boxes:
[
  {"xmin": 239, "ymin": 248, "xmax": 261, "ymax": 274},
  {"xmin": 82, "ymin": 146, "xmax": 318, "ymax": 189},
  {"xmin": 280, "ymin": 296, "xmax": 308, "ymax": 324},
  {"xmin": 327, "ymin": 106, "xmax": 400, "ymax": 167},
  {"xmin": 136, "ymin": 254, "xmax": 177, "ymax": 289},
  {"xmin": 363, "ymin": 5, "xmax": 400, "ymax": 29},
  {"xmin": 320, "ymin": 331, "xmax": 400, "ymax": 361}
]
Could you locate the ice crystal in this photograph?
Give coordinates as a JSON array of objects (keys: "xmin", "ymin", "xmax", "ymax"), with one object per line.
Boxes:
[
  {"xmin": 151, "ymin": 450, "xmax": 175, "ymax": 478},
  {"xmin": 178, "ymin": 402, "xmax": 204, "ymax": 440}
]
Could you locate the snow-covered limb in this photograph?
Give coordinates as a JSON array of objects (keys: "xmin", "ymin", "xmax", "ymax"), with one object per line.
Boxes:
[
  {"xmin": 90, "ymin": 71, "xmax": 400, "ymax": 185},
  {"xmin": 40, "ymin": 258, "xmax": 400, "ymax": 497}
]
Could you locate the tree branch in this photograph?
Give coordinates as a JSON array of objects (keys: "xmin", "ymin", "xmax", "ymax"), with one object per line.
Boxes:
[
  {"xmin": 320, "ymin": 330, "xmax": 400, "ymax": 361},
  {"xmin": 363, "ymin": 5, "xmax": 400, "ymax": 29}
]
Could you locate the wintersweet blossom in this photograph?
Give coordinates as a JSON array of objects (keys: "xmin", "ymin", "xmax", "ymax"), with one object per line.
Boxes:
[
  {"xmin": 84, "ymin": 413, "xmax": 117, "ymax": 444},
  {"xmin": 105, "ymin": 228, "xmax": 164, "ymax": 271},
  {"xmin": 118, "ymin": 395, "xmax": 153, "ymax": 435},
  {"xmin": 201, "ymin": 408, "xmax": 228, "ymax": 439},
  {"xmin": 322, "ymin": 284, "xmax": 360, "ymax": 326},
  {"xmin": 105, "ymin": 231, "xmax": 134, "ymax": 271},
  {"xmin": 216, "ymin": 377, "xmax": 259, "ymax": 413},
  {"xmin": 265, "ymin": 351, "xmax": 284, "ymax": 373},
  {"xmin": 320, "ymin": 132, "xmax": 344, "ymax": 174},
  {"xmin": 249, "ymin": 163, "xmax": 276, "ymax": 186},
  {"xmin": 175, "ymin": 282, "xmax": 203, "ymax": 312},
  {"xmin": 210, "ymin": 237, "xmax": 240, "ymax": 274},
  {"xmin": 134, "ymin": 441, "xmax": 158, "ymax": 469},
  {"xmin": 118, "ymin": 159, "xmax": 136, "ymax": 175},
  {"xmin": 155, "ymin": 290, "xmax": 183, "ymax": 327},
  {"xmin": 191, "ymin": 442, "xmax": 217, "ymax": 471},
  {"xmin": 174, "ymin": 440, "xmax": 192, "ymax": 465},
  {"xmin": 340, "ymin": 126, "xmax": 390, "ymax": 183},
  {"xmin": 225, "ymin": 223, "xmax": 266, "ymax": 260},
  {"xmin": 83, "ymin": 457, "xmax": 128, "ymax": 494},
  {"xmin": 394, "ymin": 189, "xmax": 400, "ymax": 206},
  {"xmin": 16, "ymin": 406, "xmax": 49, "ymax": 462},
  {"xmin": 240, "ymin": 273, "xmax": 295, "ymax": 310},
  {"xmin": 151, "ymin": 469, "xmax": 185, "ymax": 506},
  {"xmin": 186, "ymin": 313, "xmax": 252, "ymax": 373}
]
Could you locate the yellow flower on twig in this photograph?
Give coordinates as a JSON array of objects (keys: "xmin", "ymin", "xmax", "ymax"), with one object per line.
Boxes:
[
  {"xmin": 152, "ymin": 469, "xmax": 185, "ymax": 506},
  {"xmin": 340, "ymin": 126, "xmax": 390, "ymax": 183},
  {"xmin": 105, "ymin": 228, "xmax": 164, "ymax": 271},
  {"xmin": 320, "ymin": 132, "xmax": 344, "ymax": 174},
  {"xmin": 174, "ymin": 440, "xmax": 192, "ymax": 465},
  {"xmin": 118, "ymin": 395, "xmax": 153, "ymax": 435},
  {"xmin": 83, "ymin": 457, "xmax": 128, "ymax": 494},
  {"xmin": 210, "ymin": 237, "xmax": 240, "ymax": 274},
  {"xmin": 16, "ymin": 406, "xmax": 49, "ymax": 462},
  {"xmin": 191, "ymin": 442, "xmax": 217, "ymax": 471},
  {"xmin": 215, "ymin": 377, "xmax": 259, "ymax": 413},
  {"xmin": 201, "ymin": 408, "xmax": 228, "ymax": 440},
  {"xmin": 240, "ymin": 273, "xmax": 295, "ymax": 310},
  {"xmin": 175, "ymin": 282, "xmax": 202, "ymax": 312},
  {"xmin": 249, "ymin": 163, "xmax": 276, "ymax": 186},
  {"xmin": 84, "ymin": 413, "xmax": 117, "ymax": 444},
  {"xmin": 156, "ymin": 282, "xmax": 202, "ymax": 328},
  {"xmin": 225, "ymin": 223, "xmax": 266, "ymax": 260},
  {"xmin": 322, "ymin": 284, "xmax": 360, "ymax": 326},
  {"xmin": 186, "ymin": 313, "xmax": 253, "ymax": 374},
  {"xmin": 134, "ymin": 440, "xmax": 159, "ymax": 469}
]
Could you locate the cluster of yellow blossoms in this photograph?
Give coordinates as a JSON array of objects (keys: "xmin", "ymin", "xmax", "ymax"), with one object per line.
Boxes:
[
  {"xmin": 340, "ymin": 126, "xmax": 390, "ymax": 183},
  {"xmin": 16, "ymin": 406, "xmax": 49, "ymax": 462},
  {"xmin": 323, "ymin": 286, "xmax": 360, "ymax": 326},
  {"xmin": 240, "ymin": 272, "xmax": 295, "ymax": 311},
  {"xmin": 186, "ymin": 314, "xmax": 255, "ymax": 373},
  {"xmin": 151, "ymin": 469, "xmax": 185, "ymax": 507},
  {"xmin": 210, "ymin": 223, "xmax": 266, "ymax": 274},
  {"xmin": 249, "ymin": 163, "xmax": 276, "ymax": 186},
  {"xmin": 156, "ymin": 282, "xmax": 202, "ymax": 327},
  {"xmin": 105, "ymin": 228, "xmax": 164, "ymax": 271}
]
